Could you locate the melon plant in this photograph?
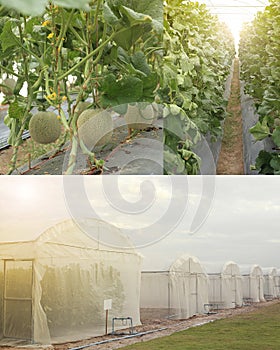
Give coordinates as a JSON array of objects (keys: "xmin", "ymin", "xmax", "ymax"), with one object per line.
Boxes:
[
  {"xmin": 77, "ymin": 109, "xmax": 113, "ymax": 149},
  {"xmin": 239, "ymin": 0, "xmax": 280, "ymax": 174},
  {"xmin": 29, "ymin": 111, "xmax": 61, "ymax": 144},
  {"xmin": 124, "ymin": 103, "xmax": 155, "ymax": 130},
  {"xmin": 0, "ymin": 0, "xmax": 163, "ymax": 174}
]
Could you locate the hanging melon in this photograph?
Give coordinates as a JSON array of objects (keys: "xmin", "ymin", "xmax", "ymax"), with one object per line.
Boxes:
[
  {"xmin": 29, "ymin": 111, "xmax": 61, "ymax": 144},
  {"xmin": 77, "ymin": 109, "xmax": 113, "ymax": 148},
  {"xmin": 1, "ymin": 78, "xmax": 16, "ymax": 96},
  {"xmin": 124, "ymin": 103, "xmax": 155, "ymax": 130}
]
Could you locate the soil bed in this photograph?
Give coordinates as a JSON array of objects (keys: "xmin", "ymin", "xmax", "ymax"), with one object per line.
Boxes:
[{"xmin": 217, "ymin": 58, "xmax": 244, "ymax": 175}]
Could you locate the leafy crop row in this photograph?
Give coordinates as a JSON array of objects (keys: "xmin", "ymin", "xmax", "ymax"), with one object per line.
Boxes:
[
  {"xmin": 161, "ymin": 0, "xmax": 235, "ymax": 174},
  {"xmin": 0, "ymin": 0, "xmax": 235, "ymax": 174},
  {"xmin": 239, "ymin": 0, "xmax": 280, "ymax": 174}
]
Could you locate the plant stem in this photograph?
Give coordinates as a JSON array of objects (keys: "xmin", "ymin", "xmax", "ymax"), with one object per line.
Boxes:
[
  {"xmin": 7, "ymin": 96, "xmax": 33, "ymax": 174},
  {"xmin": 58, "ymin": 27, "xmax": 127, "ymax": 81},
  {"xmin": 64, "ymin": 131, "xmax": 78, "ymax": 174},
  {"xmin": 0, "ymin": 65, "xmax": 20, "ymax": 78},
  {"xmin": 69, "ymin": 25, "xmax": 88, "ymax": 46}
]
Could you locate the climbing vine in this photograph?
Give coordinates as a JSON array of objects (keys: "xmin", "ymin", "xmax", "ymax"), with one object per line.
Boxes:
[
  {"xmin": 239, "ymin": 0, "xmax": 280, "ymax": 174},
  {"xmin": 0, "ymin": 0, "xmax": 235, "ymax": 175}
]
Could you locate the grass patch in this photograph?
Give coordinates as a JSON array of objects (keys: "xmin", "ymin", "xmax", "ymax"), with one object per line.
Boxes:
[{"xmin": 123, "ymin": 303, "xmax": 280, "ymax": 350}]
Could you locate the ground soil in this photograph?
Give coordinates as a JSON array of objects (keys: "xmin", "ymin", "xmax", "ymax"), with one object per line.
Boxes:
[
  {"xmin": 0, "ymin": 300, "xmax": 278, "ymax": 350},
  {"xmin": 217, "ymin": 58, "xmax": 245, "ymax": 175}
]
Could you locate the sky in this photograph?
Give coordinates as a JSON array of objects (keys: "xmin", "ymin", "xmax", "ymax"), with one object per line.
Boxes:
[
  {"xmin": 1, "ymin": 175, "xmax": 280, "ymax": 271},
  {"xmin": 197, "ymin": 0, "xmax": 270, "ymax": 48}
]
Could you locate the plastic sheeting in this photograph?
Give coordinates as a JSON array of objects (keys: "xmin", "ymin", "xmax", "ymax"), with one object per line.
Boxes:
[
  {"xmin": 240, "ymin": 265, "xmax": 265, "ymax": 303},
  {"xmin": 262, "ymin": 267, "xmax": 278, "ymax": 299},
  {"xmin": 204, "ymin": 261, "xmax": 243, "ymax": 309},
  {"xmin": 276, "ymin": 269, "xmax": 280, "ymax": 298},
  {"xmin": 0, "ymin": 219, "xmax": 142, "ymax": 345},
  {"xmin": 240, "ymin": 81, "xmax": 276, "ymax": 174},
  {"xmin": 140, "ymin": 255, "xmax": 209, "ymax": 319}
]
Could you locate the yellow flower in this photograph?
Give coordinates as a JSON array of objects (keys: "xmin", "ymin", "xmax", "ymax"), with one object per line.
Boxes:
[
  {"xmin": 57, "ymin": 115, "xmax": 61, "ymax": 120},
  {"xmin": 62, "ymin": 96, "xmax": 67, "ymax": 101},
  {"xmin": 47, "ymin": 32, "xmax": 54, "ymax": 39},
  {"xmin": 42, "ymin": 20, "xmax": 51, "ymax": 27},
  {"xmin": 47, "ymin": 92, "xmax": 57, "ymax": 100}
]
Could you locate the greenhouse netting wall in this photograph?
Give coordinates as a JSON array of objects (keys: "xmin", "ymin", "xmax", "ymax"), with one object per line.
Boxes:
[
  {"xmin": 0, "ymin": 219, "xmax": 142, "ymax": 345},
  {"xmin": 204, "ymin": 261, "xmax": 243, "ymax": 309},
  {"xmin": 276, "ymin": 269, "xmax": 280, "ymax": 298},
  {"xmin": 262, "ymin": 267, "xmax": 278, "ymax": 300},
  {"xmin": 140, "ymin": 255, "xmax": 209, "ymax": 320},
  {"xmin": 240, "ymin": 265, "xmax": 265, "ymax": 303}
]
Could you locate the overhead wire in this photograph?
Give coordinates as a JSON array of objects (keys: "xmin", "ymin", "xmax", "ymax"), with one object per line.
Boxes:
[{"xmin": 200, "ymin": 0, "xmax": 267, "ymax": 16}]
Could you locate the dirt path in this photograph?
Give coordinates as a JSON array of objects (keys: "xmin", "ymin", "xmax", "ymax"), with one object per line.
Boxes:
[{"xmin": 217, "ymin": 58, "xmax": 244, "ymax": 175}]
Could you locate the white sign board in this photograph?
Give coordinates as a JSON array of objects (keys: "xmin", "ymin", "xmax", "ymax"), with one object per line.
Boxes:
[{"xmin": 104, "ymin": 299, "xmax": 112, "ymax": 310}]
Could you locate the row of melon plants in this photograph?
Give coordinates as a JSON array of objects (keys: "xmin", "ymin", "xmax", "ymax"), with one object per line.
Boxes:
[
  {"xmin": 0, "ymin": 0, "xmax": 235, "ymax": 175},
  {"xmin": 162, "ymin": 0, "xmax": 235, "ymax": 174},
  {"xmin": 239, "ymin": 0, "xmax": 280, "ymax": 174}
]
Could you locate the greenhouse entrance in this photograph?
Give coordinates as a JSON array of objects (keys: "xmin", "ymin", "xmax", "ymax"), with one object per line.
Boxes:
[{"xmin": 2, "ymin": 260, "xmax": 34, "ymax": 342}]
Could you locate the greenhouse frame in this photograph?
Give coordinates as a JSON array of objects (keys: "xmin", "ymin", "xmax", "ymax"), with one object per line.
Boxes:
[
  {"xmin": 240, "ymin": 264, "xmax": 265, "ymax": 303},
  {"xmin": 262, "ymin": 267, "xmax": 278, "ymax": 300},
  {"xmin": 140, "ymin": 255, "xmax": 209, "ymax": 320},
  {"xmin": 0, "ymin": 219, "xmax": 142, "ymax": 345},
  {"xmin": 204, "ymin": 261, "xmax": 243, "ymax": 309}
]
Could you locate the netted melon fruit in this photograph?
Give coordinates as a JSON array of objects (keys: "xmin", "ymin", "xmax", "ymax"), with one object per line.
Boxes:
[
  {"xmin": 29, "ymin": 111, "xmax": 61, "ymax": 144},
  {"xmin": 77, "ymin": 109, "xmax": 113, "ymax": 148},
  {"xmin": 1, "ymin": 78, "xmax": 16, "ymax": 96},
  {"xmin": 124, "ymin": 103, "xmax": 155, "ymax": 130},
  {"xmin": 75, "ymin": 101, "xmax": 91, "ymax": 117}
]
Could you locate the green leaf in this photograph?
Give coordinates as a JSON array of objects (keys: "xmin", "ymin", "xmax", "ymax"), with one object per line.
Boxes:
[
  {"xmin": 103, "ymin": 2, "xmax": 120, "ymax": 27},
  {"xmin": 270, "ymin": 155, "xmax": 280, "ymax": 174},
  {"xmin": 0, "ymin": 0, "xmax": 90, "ymax": 16},
  {"xmin": 109, "ymin": 0, "xmax": 163, "ymax": 24},
  {"xmin": 114, "ymin": 25, "xmax": 148, "ymax": 51},
  {"xmin": 0, "ymin": 0, "xmax": 47, "ymax": 16},
  {"xmin": 100, "ymin": 74, "xmax": 143, "ymax": 107},
  {"xmin": 54, "ymin": 0, "xmax": 90, "ymax": 10},
  {"xmin": 119, "ymin": 5, "xmax": 152, "ymax": 26},
  {"xmin": 250, "ymin": 119, "xmax": 270, "ymax": 141},
  {"xmin": 169, "ymin": 104, "xmax": 181, "ymax": 116},
  {"xmin": 272, "ymin": 127, "xmax": 280, "ymax": 147},
  {"xmin": 142, "ymin": 72, "xmax": 158, "ymax": 100},
  {"xmin": 8, "ymin": 100, "xmax": 26, "ymax": 120},
  {"xmin": 0, "ymin": 21, "xmax": 18, "ymax": 52},
  {"xmin": 117, "ymin": 47, "xmax": 130, "ymax": 64},
  {"xmin": 163, "ymin": 150, "xmax": 187, "ymax": 174},
  {"xmin": 255, "ymin": 150, "xmax": 274, "ymax": 175},
  {"xmin": 131, "ymin": 51, "xmax": 151, "ymax": 76}
]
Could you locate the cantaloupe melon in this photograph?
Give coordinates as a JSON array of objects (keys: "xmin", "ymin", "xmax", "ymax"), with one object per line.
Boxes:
[
  {"xmin": 29, "ymin": 111, "xmax": 61, "ymax": 144},
  {"xmin": 77, "ymin": 109, "xmax": 113, "ymax": 149},
  {"xmin": 1, "ymin": 78, "xmax": 16, "ymax": 96},
  {"xmin": 124, "ymin": 103, "xmax": 155, "ymax": 130},
  {"xmin": 75, "ymin": 101, "xmax": 91, "ymax": 117}
]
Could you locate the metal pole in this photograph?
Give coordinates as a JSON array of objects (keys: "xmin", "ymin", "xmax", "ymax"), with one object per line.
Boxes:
[{"xmin": 105, "ymin": 309, "xmax": 108, "ymax": 335}]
